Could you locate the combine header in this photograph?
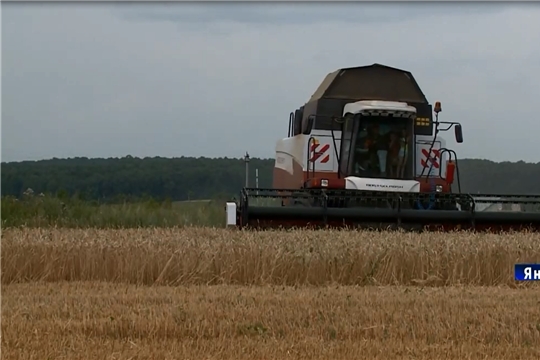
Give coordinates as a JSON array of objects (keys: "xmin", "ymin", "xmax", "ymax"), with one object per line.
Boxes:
[{"xmin": 226, "ymin": 64, "xmax": 540, "ymax": 232}]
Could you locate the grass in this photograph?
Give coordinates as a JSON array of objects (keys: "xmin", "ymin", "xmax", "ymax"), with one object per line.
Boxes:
[
  {"xmin": 1, "ymin": 194, "xmax": 225, "ymax": 228},
  {"xmin": 2, "ymin": 228, "xmax": 540, "ymax": 359}
]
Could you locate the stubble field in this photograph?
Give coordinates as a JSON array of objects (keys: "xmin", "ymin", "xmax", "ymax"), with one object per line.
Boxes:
[{"xmin": 2, "ymin": 228, "xmax": 540, "ymax": 359}]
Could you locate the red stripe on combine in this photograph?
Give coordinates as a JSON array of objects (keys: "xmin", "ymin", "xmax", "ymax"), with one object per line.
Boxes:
[
  {"xmin": 310, "ymin": 144, "xmax": 330, "ymax": 162},
  {"xmin": 320, "ymin": 154, "xmax": 330, "ymax": 163},
  {"xmin": 421, "ymin": 148, "xmax": 440, "ymax": 168}
]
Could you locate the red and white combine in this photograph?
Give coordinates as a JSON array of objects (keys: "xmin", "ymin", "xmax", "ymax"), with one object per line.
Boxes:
[{"xmin": 226, "ymin": 64, "xmax": 540, "ymax": 232}]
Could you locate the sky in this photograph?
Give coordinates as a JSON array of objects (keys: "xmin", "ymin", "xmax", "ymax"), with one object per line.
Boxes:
[{"xmin": 2, "ymin": 2, "xmax": 540, "ymax": 163}]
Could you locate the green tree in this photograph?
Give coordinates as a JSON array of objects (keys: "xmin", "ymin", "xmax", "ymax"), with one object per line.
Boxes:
[{"xmin": 2, "ymin": 156, "xmax": 540, "ymax": 202}]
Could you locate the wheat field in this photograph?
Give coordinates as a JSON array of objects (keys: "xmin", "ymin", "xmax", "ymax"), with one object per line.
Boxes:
[{"xmin": 2, "ymin": 228, "xmax": 540, "ymax": 359}]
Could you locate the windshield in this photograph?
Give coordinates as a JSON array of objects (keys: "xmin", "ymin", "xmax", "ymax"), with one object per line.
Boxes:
[{"xmin": 349, "ymin": 115, "xmax": 413, "ymax": 180}]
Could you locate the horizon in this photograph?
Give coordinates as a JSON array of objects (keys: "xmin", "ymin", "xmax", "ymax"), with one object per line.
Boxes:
[{"xmin": 2, "ymin": 155, "xmax": 539, "ymax": 165}]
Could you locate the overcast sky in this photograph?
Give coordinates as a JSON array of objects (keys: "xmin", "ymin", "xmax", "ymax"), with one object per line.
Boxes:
[{"xmin": 2, "ymin": 2, "xmax": 540, "ymax": 163}]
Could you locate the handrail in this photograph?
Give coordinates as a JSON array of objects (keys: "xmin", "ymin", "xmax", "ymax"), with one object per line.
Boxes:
[{"xmin": 288, "ymin": 112, "xmax": 295, "ymax": 137}]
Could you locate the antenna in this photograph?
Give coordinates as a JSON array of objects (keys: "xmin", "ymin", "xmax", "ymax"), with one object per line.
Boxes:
[
  {"xmin": 244, "ymin": 152, "xmax": 250, "ymax": 188},
  {"xmin": 255, "ymin": 168, "xmax": 259, "ymax": 195},
  {"xmin": 255, "ymin": 168, "xmax": 259, "ymax": 189}
]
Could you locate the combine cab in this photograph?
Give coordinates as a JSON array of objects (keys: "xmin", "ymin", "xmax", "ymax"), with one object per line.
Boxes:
[{"xmin": 226, "ymin": 64, "xmax": 540, "ymax": 232}]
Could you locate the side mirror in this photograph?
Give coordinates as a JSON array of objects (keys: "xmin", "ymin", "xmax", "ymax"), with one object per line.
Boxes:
[{"xmin": 454, "ymin": 124, "xmax": 463, "ymax": 143}]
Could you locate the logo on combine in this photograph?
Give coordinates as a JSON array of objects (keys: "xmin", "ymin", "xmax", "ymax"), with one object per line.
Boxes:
[
  {"xmin": 309, "ymin": 138, "xmax": 330, "ymax": 163},
  {"xmin": 420, "ymin": 148, "xmax": 440, "ymax": 169}
]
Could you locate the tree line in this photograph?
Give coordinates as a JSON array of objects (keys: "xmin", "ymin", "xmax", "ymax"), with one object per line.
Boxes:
[{"xmin": 2, "ymin": 156, "xmax": 540, "ymax": 202}]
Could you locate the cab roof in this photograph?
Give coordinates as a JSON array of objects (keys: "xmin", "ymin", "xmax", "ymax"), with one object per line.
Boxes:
[{"xmin": 308, "ymin": 63, "xmax": 429, "ymax": 104}]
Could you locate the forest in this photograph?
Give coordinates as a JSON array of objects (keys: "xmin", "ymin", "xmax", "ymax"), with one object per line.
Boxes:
[{"xmin": 2, "ymin": 156, "xmax": 540, "ymax": 202}]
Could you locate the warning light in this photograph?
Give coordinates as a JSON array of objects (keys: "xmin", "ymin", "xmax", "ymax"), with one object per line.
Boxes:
[{"xmin": 434, "ymin": 101, "xmax": 442, "ymax": 114}]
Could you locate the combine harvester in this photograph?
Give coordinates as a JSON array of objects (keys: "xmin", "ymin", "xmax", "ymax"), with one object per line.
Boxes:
[{"xmin": 226, "ymin": 64, "xmax": 540, "ymax": 232}]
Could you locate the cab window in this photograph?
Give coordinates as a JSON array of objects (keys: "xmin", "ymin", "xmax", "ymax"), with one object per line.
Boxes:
[{"xmin": 349, "ymin": 115, "xmax": 413, "ymax": 180}]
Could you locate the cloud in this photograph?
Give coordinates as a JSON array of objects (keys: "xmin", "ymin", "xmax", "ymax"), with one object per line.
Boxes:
[
  {"xmin": 2, "ymin": 2, "xmax": 540, "ymax": 163},
  {"xmin": 114, "ymin": 2, "xmax": 510, "ymax": 27}
]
